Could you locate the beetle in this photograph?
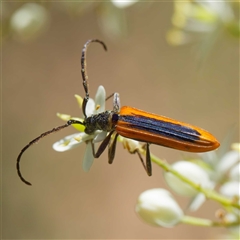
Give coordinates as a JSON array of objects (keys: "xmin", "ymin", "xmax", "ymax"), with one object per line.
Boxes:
[{"xmin": 17, "ymin": 39, "xmax": 220, "ymax": 185}]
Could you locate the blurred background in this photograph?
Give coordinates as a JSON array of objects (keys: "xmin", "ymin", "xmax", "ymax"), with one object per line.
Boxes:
[{"xmin": 2, "ymin": 1, "xmax": 239, "ymax": 239}]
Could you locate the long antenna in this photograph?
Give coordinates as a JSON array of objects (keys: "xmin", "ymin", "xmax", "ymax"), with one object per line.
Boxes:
[
  {"xmin": 17, "ymin": 39, "xmax": 107, "ymax": 185},
  {"xmin": 17, "ymin": 120, "xmax": 83, "ymax": 185},
  {"xmin": 81, "ymin": 39, "xmax": 107, "ymax": 117}
]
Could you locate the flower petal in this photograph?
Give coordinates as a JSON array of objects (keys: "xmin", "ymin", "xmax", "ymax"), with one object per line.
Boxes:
[
  {"xmin": 217, "ymin": 150, "xmax": 240, "ymax": 176},
  {"xmin": 85, "ymin": 98, "xmax": 95, "ymax": 117},
  {"xmin": 93, "ymin": 131, "xmax": 108, "ymax": 143},
  {"xmin": 94, "ymin": 85, "xmax": 106, "ymax": 113},
  {"xmin": 82, "ymin": 142, "xmax": 94, "ymax": 172},
  {"xmin": 219, "ymin": 181, "xmax": 240, "ymax": 199},
  {"xmin": 52, "ymin": 133, "xmax": 84, "ymax": 152},
  {"xmin": 188, "ymin": 193, "xmax": 206, "ymax": 212},
  {"xmin": 121, "ymin": 137, "xmax": 141, "ymax": 153},
  {"xmin": 229, "ymin": 163, "xmax": 240, "ymax": 181},
  {"xmin": 74, "ymin": 94, "xmax": 83, "ymax": 108},
  {"xmin": 57, "ymin": 113, "xmax": 71, "ymax": 121}
]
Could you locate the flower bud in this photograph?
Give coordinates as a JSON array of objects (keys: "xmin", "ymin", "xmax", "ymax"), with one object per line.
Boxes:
[
  {"xmin": 135, "ymin": 188, "xmax": 183, "ymax": 227},
  {"xmin": 121, "ymin": 137, "xmax": 141, "ymax": 153},
  {"xmin": 10, "ymin": 3, "xmax": 49, "ymax": 41},
  {"xmin": 229, "ymin": 163, "xmax": 240, "ymax": 181},
  {"xmin": 219, "ymin": 181, "xmax": 240, "ymax": 199},
  {"xmin": 111, "ymin": 0, "xmax": 138, "ymax": 9},
  {"xmin": 164, "ymin": 161, "xmax": 212, "ymax": 197},
  {"xmin": 217, "ymin": 150, "xmax": 240, "ymax": 176}
]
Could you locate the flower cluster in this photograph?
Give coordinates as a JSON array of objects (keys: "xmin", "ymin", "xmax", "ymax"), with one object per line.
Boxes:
[
  {"xmin": 135, "ymin": 143, "xmax": 240, "ymax": 238},
  {"xmin": 3, "ymin": 1, "xmax": 140, "ymax": 42},
  {"xmin": 167, "ymin": 1, "xmax": 239, "ymax": 46}
]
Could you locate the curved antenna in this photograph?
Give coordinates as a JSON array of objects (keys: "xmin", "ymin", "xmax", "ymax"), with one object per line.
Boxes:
[
  {"xmin": 81, "ymin": 39, "xmax": 107, "ymax": 118},
  {"xmin": 17, "ymin": 120, "xmax": 83, "ymax": 186}
]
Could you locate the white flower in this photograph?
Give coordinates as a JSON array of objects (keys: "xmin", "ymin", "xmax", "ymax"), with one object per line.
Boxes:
[
  {"xmin": 191, "ymin": 143, "xmax": 240, "ymax": 212},
  {"xmin": 223, "ymin": 213, "xmax": 240, "ymax": 237},
  {"xmin": 219, "ymin": 181, "xmax": 240, "ymax": 200},
  {"xmin": 135, "ymin": 188, "xmax": 184, "ymax": 227},
  {"xmin": 199, "ymin": 142, "xmax": 240, "ymax": 184},
  {"xmin": 10, "ymin": 3, "xmax": 49, "ymax": 41},
  {"xmin": 164, "ymin": 161, "xmax": 214, "ymax": 211},
  {"xmin": 164, "ymin": 161, "xmax": 213, "ymax": 197},
  {"xmin": 53, "ymin": 86, "xmax": 107, "ymax": 172},
  {"xmin": 229, "ymin": 163, "xmax": 240, "ymax": 181},
  {"xmin": 219, "ymin": 181, "xmax": 240, "ymax": 218},
  {"xmin": 120, "ymin": 136, "xmax": 142, "ymax": 153},
  {"xmin": 167, "ymin": 0, "xmax": 237, "ymax": 46},
  {"xmin": 231, "ymin": 143, "xmax": 240, "ymax": 152},
  {"xmin": 111, "ymin": 0, "xmax": 138, "ymax": 9},
  {"xmin": 216, "ymin": 150, "xmax": 240, "ymax": 181}
]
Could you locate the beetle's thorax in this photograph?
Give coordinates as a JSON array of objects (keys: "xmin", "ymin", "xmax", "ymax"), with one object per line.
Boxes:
[{"xmin": 84, "ymin": 111, "xmax": 119, "ymax": 134}]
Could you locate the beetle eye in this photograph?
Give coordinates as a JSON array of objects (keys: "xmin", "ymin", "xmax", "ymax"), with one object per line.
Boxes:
[{"xmin": 112, "ymin": 113, "xmax": 119, "ymax": 123}]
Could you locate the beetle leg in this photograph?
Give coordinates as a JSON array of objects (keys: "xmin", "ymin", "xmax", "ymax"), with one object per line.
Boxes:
[
  {"xmin": 135, "ymin": 143, "xmax": 152, "ymax": 176},
  {"xmin": 108, "ymin": 132, "xmax": 119, "ymax": 164},
  {"xmin": 91, "ymin": 131, "xmax": 114, "ymax": 158}
]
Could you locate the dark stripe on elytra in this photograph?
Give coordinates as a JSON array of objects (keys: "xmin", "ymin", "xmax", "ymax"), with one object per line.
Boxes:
[{"xmin": 119, "ymin": 115, "xmax": 201, "ymax": 142}]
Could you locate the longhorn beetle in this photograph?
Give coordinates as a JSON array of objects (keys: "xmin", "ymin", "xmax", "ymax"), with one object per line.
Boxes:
[{"xmin": 17, "ymin": 39, "xmax": 220, "ymax": 186}]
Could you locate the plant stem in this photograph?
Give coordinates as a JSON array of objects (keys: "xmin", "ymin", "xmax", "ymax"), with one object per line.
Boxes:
[
  {"xmin": 146, "ymin": 151, "xmax": 240, "ymax": 210},
  {"xmin": 181, "ymin": 215, "xmax": 239, "ymax": 227}
]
